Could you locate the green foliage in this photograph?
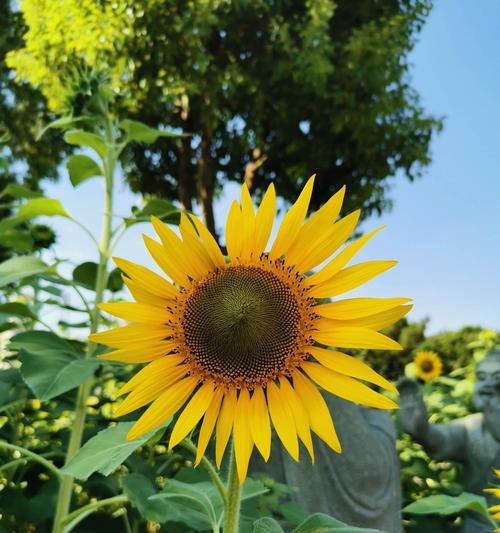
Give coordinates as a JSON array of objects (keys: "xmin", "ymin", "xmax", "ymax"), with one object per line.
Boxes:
[
  {"xmin": 0, "ymin": 255, "xmax": 48, "ymax": 287},
  {"xmin": 403, "ymin": 492, "xmax": 491, "ymax": 519},
  {"xmin": 66, "ymin": 154, "xmax": 103, "ymax": 187}
]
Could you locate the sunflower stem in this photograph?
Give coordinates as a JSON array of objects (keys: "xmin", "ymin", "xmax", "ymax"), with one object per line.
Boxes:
[
  {"xmin": 222, "ymin": 441, "xmax": 241, "ymax": 533},
  {"xmin": 51, "ymin": 112, "xmax": 116, "ymax": 533}
]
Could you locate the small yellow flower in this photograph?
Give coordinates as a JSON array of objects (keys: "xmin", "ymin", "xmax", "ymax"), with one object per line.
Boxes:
[
  {"xmin": 91, "ymin": 177, "xmax": 411, "ymax": 482},
  {"xmin": 414, "ymin": 351, "xmax": 442, "ymax": 382}
]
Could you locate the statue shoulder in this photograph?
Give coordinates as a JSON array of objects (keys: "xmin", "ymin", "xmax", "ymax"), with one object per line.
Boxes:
[{"xmin": 450, "ymin": 412, "xmax": 483, "ymax": 429}]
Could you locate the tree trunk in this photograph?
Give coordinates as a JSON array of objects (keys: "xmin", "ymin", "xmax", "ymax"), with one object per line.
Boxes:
[{"xmin": 197, "ymin": 133, "xmax": 218, "ymax": 242}]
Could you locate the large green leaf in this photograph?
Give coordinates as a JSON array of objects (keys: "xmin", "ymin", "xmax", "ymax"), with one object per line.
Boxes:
[
  {"xmin": 0, "ymin": 183, "xmax": 44, "ymax": 199},
  {"xmin": 120, "ymin": 119, "xmax": 181, "ymax": 144},
  {"xmin": 72, "ymin": 262, "xmax": 123, "ymax": 292},
  {"xmin": 150, "ymin": 479, "xmax": 218, "ymax": 530},
  {"xmin": 36, "ymin": 115, "xmax": 89, "ymax": 140},
  {"xmin": 253, "ymin": 517, "xmax": 285, "ymax": 533},
  {"xmin": 292, "ymin": 513, "xmax": 384, "ymax": 532},
  {"xmin": 0, "ymin": 302, "xmax": 37, "ymax": 320},
  {"xmin": 67, "ymin": 154, "xmax": 102, "ymax": 187},
  {"xmin": 19, "ymin": 349, "xmax": 100, "ymax": 401},
  {"xmin": 403, "ymin": 492, "xmax": 491, "ymax": 518},
  {"xmin": 0, "ymin": 256, "xmax": 48, "ymax": 287},
  {"xmin": 17, "ymin": 198, "xmax": 70, "ymax": 220},
  {"xmin": 62, "ymin": 422, "xmax": 164, "ymax": 480},
  {"xmin": 9, "ymin": 330, "xmax": 77, "ymax": 354},
  {"xmin": 64, "ymin": 129, "xmax": 107, "ymax": 158}
]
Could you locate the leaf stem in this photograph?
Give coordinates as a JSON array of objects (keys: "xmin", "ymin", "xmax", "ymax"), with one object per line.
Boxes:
[
  {"xmin": 51, "ymin": 114, "xmax": 116, "ymax": 533},
  {"xmin": 180, "ymin": 438, "xmax": 228, "ymax": 506},
  {"xmin": 63, "ymin": 495, "xmax": 128, "ymax": 532},
  {"xmin": 0, "ymin": 440, "xmax": 62, "ymax": 480},
  {"xmin": 222, "ymin": 441, "xmax": 241, "ymax": 533}
]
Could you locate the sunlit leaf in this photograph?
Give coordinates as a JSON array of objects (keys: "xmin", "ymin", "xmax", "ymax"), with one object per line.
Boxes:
[
  {"xmin": 17, "ymin": 198, "xmax": 70, "ymax": 220},
  {"xmin": 0, "ymin": 183, "xmax": 44, "ymax": 199},
  {"xmin": 36, "ymin": 115, "xmax": 89, "ymax": 140},
  {"xmin": 0, "ymin": 256, "xmax": 48, "ymax": 287},
  {"xmin": 120, "ymin": 119, "xmax": 181, "ymax": 143},
  {"xmin": 67, "ymin": 154, "xmax": 102, "ymax": 187},
  {"xmin": 64, "ymin": 129, "xmax": 107, "ymax": 158}
]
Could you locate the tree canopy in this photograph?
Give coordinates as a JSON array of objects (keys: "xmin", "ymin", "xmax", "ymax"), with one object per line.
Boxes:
[{"xmin": 5, "ymin": 0, "xmax": 442, "ymax": 238}]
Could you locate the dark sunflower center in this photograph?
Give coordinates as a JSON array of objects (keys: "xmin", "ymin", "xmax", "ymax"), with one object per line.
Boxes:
[
  {"xmin": 182, "ymin": 265, "xmax": 302, "ymax": 385},
  {"xmin": 421, "ymin": 361, "xmax": 433, "ymax": 372}
]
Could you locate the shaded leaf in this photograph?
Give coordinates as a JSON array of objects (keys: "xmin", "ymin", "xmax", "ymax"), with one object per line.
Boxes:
[
  {"xmin": 0, "ymin": 368, "xmax": 28, "ymax": 409},
  {"xmin": 403, "ymin": 492, "xmax": 490, "ymax": 518},
  {"xmin": 73, "ymin": 261, "xmax": 97, "ymax": 290},
  {"xmin": 19, "ymin": 349, "xmax": 100, "ymax": 401},
  {"xmin": 120, "ymin": 119, "xmax": 181, "ymax": 143},
  {"xmin": 0, "ymin": 302, "xmax": 37, "ymax": 320},
  {"xmin": 125, "ymin": 198, "xmax": 179, "ymax": 227},
  {"xmin": 0, "ymin": 229, "xmax": 34, "ymax": 252},
  {"xmin": 253, "ymin": 518, "xmax": 285, "ymax": 533},
  {"xmin": 67, "ymin": 154, "xmax": 102, "ymax": 187},
  {"xmin": 37, "ymin": 115, "xmax": 89, "ymax": 140},
  {"xmin": 62, "ymin": 422, "xmax": 166, "ymax": 480},
  {"xmin": 0, "ymin": 183, "xmax": 44, "ymax": 199},
  {"xmin": 292, "ymin": 513, "xmax": 384, "ymax": 532},
  {"xmin": 0, "ymin": 256, "xmax": 48, "ymax": 287}
]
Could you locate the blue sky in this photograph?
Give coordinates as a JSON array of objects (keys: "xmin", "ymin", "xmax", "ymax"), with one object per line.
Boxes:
[{"xmin": 43, "ymin": 0, "xmax": 500, "ymax": 335}]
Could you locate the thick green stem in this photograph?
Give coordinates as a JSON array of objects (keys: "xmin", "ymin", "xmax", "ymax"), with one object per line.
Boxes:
[
  {"xmin": 52, "ymin": 118, "xmax": 116, "ymax": 533},
  {"xmin": 222, "ymin": 443, "xmax": 241, "ymax": 533}
]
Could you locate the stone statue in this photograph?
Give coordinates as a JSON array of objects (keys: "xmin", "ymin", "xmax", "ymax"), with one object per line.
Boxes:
[
  {"xmin": 252, "ymin": 393, "xmax": 403, "ymax": 533},
  {"xmin": 399, "ymin": 348, "xmax": 500, "ymax": 532}
]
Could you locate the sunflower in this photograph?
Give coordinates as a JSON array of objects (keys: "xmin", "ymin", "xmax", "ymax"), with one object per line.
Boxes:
[
  {"xmin": 91, "ymin": 176, "xmax": 411, "ymax": 483},
  {"xmin": 414, "ymin": 351, "xmax": 442, "ymax": 382},
  {"xmin": 485, "ymin": 469, "xmax": 500, "ymax": 524}
]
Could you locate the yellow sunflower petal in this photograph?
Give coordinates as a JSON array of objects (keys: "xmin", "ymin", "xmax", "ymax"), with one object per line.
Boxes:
[
  {"xmin": 195, "ymin": 387, "xmax": 224, "ymax": 466},
  {"xmin": 225, "ymin": 201, "xmax": 243, "ymax": 261},
  {"xmin": 98, "ymin": 302, "xmax": 171, "ymax": 325},
  {"xmin": 279, "ymin": 377, "xmax": 314, "ymax": 462},
  {"xmin": 89, "ymin": 324, "xmax": 172, "ymax": 349},
  {"xmin": 292, "ymin": 371, "xmax": 341, "ymax": 452},
  {"xmin": 99, "ymin": 341, "xmax": 177, "ymax": 363},
  {"xmin": 143, "ymin": 234, "xmax": 189, "ymax": 286},
  {"xmin": 113, "ymin": 257, "xmax": 178, "ymax": 300},
  {"xmin": 269, "ymin": 175, "xmax": 315, "ymax": 260},
  {"xmin": 215, "ymin": 388, "xmax": 237, "ymax": 468},
  {"xmin": 126, "ymin": 375, "xmax": 199, "ymax": 440},
  {"xmin": 253, "ymin": 183, "xmax": 276, "ymax": 255},
  {"xmin": 122, "ymin": 276, "xmax": 169, "ymax": 306},
  {"xmin": 315, "ymin": 304, "xmax": 412, "ymax": 331},
  {"xmin": 303, "ymin": 362, "xmax": 399, "ymax": 410},
  {"xmin": 169, "ymin": 381, "xmax": 216, "ymax": 449},
  {"xmin": 286, "ymin": 186, "xmax": 345, "ymax": 263},
  {"xmin": 267, "ymin": 381, "xmax": 299, "ymax": 461},
  {"xmin": 306, "ymin": 227, "xmax": 384, "ymax": 286},
  {"xmin": 114, "ymin": 365, "xmax": 188, "ymax": 417},
  {"xmin": 179, "ymin": 212, "xmax": 215, "ymax": 273},
  {"xmin": 308, "ymin": 346, "xmax": 397, "ymax": 394},
  {"xmin": 233, "ymin": 388, "xmax": 254, "ymax": 483},
  {"xmin": 116, "ymin": 355, "xmax": 184, "ymax": 396},
  {"xmin": 292, "ymin": 210, "xmax": 360, "ymax": 273},
  {"xmin": 249, "ymin": 386, "xmax": 271, "ymax": 462},
  {"xmin": 307, "ymin": 260, "xmax": 398, "ymax": 298},
  {"xmin": 239, "ymin": 184, "xmax": 256, "ymax": 261},
  {"xmin": 312, "ymin": 326, "xmax": 403, "ymax": 351},
  {"xmin": 188, "ymin": 214, "xmax": 226, "ymax": 269},
  {"xmin": 315, "ymin": 297, "xmax": 412, "ymax": 320}
]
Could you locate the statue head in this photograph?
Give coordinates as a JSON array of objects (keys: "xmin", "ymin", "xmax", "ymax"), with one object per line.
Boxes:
[{"xmin": 473, "ymin": 348, "xmax": 500, "ymax": 412}]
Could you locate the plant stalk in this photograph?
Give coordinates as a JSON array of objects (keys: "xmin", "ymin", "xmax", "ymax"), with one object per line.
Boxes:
[
  {"xmin": 222, "ymin": 442, "xmax": 241, "ymax": 533},
  {"xmin": 52, "ymin": 117, "xmax": 116, "ymax": 533}
]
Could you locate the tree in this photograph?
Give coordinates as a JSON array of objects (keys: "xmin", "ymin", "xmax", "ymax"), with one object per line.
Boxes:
[{"xmin": 7, "ymin": 0, "xmax": 442, "ymax": 240}]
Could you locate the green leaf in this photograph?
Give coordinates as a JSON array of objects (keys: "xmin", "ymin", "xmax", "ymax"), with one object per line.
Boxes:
[
  {"xmin": 107, "ymin": 267, "xmax": 124, "ymax": 292},
  {"xmin": 403, "ymin": 493, "xmax": 490, "ymax": 518},
  {"xmin": 0, "ymin": 183, "xmax": 44, "ymax": 199},
  {"xmin": 292, "ymin": 513, "xmax": 384, "ymax": 532},
  {"xmin": 62, "ymin": 422, "xmax": 164, "ymax": 480},
  {"xmin": 17, "ymin": 198, "xmax": 70, "ymax": 220},
  {"xmin": 0, "ymin": 302, "xmax": 37, "ymax": 320},
  {"xmin": 0, "ymin": 256, "xmax": 48, "ymax": 287},
  {"xmin": 241, "ymin": 478, "xmax": 269, "ymax": 501},
  {"xmin": 36, "ymin": 115, "xmax": 89, "ymax": 140},
  {"xmin": 150, "ymin": 479, "xmax": 218, "ymax": 528},
  {"xmin": 19, "ymin": 349, "xmax": 100, "ymax": 401},
  {"xmin": 64, "ymin": 129, "xmax": 107, "ymax": 158},
  {"xmin": 9, "ymin": 330, "xmax": 77, "ymax": 354},
  {"xmin": 120, "ymin": 119, "xmax": 181, "ymax": 143},
  {"xmin": 0, "ymin": 368, "xmax": 28, "ymax": 409},
  {"xmin": 67, "ymin": 154, "xmax": 102, "ymax": 187},
  {"xmin": 72, "ymin": 261, "xmax": 97, "ymax": 290},
  {"xmin": 253, "ymin": 518, "xmax": 286, "ymax": 533},
  {"xmin": 0, "ymin": 229, "xmax": 34, "ymax": 252},
  {"xmin": 125, "ymin": 198, "xmax": 179, "ymax": 227}
]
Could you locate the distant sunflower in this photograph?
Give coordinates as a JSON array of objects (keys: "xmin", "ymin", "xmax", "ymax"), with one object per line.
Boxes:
[
  {"xmin": 414, "ymin": 351, "xmax": 442, "ymax": 382},
  {"xmin": 91, "ymin": 176, "xmax": 411, "ymax": 482},
  {"xmin": 485, "ymin": 469, "xmax": 500, "ymax": 524}
]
